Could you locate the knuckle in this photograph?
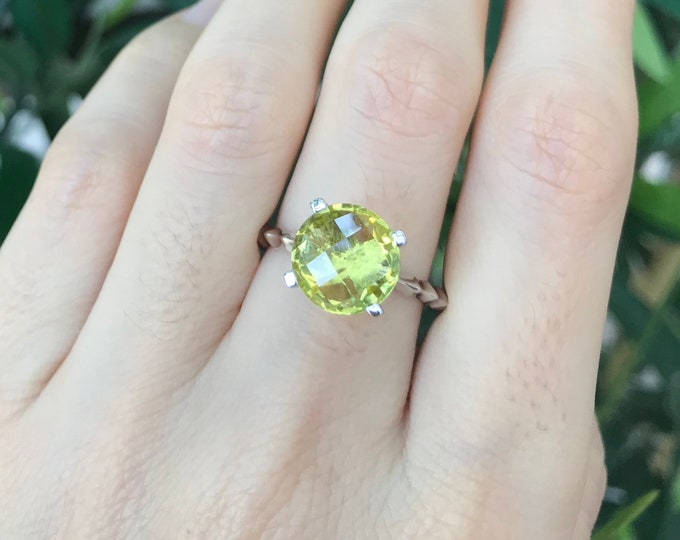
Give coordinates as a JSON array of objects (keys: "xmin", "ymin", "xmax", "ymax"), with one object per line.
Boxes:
[
  {"xmin": 402, "ymin": 450, "xmax": 504, "ymax": 536},
  {"xmin": 340, "ymin": 25, "xmax": 481, "ymax": 140},
  {"xmin": 492, "ymin": 74, "xmax": 636, "ymax": 209},
  {"xmin": 39, "ymin": 119, "xmax": 141, "ymax": 219},
  {"xmin": 170, "ymin": 53, "xmax": 285, "ymax": 171},
  {"xmin": 579, "ymin": 457, "xmax": 607, "ymax": 533},
  {"xmin": 595, "ymin": 459, "xmax": 607, "ymax": 498}
]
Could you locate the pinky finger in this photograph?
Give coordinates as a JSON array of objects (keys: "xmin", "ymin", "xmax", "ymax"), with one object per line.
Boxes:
[{"xmin": 573, "ymin": 420, "xmax": 607, "ymax": 540}]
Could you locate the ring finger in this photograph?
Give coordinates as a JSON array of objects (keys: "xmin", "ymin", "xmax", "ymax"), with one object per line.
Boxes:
[{"xmin": 225, "ymin": 0, "xmax": 488, "ymax": 438}]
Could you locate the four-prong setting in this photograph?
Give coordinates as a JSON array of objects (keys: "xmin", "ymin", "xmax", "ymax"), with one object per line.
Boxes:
[
  {"xmin": 392, "ymin": 230, "xmax": 407, "ymax": 247},
  {"xmin": 263, "ymin": 199, "xmax": 448, "ymax": 314},
  {"xmin": 283, "ymin": 270, "xmax": 298, "ymax": 288},
  {"xmin": 284, "ymin": 199, "xmax": 404, "ymax": 316},
  {"xmin": 310, "ymin": 198, "xmax": 329, "ymax": 213},
  {"xmin": 366, "ymin": 304, "xmax": 384, "ymax": 317}
]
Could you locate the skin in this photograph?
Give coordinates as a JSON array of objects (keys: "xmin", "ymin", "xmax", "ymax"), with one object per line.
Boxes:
[{"xmin": 0, "ymin": 0, "xmax": 637, "ymax": 538}]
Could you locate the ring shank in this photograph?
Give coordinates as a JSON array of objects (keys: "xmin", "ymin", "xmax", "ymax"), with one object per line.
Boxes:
[{"xmin": 259, "ymin": 226, "xmax": 448, "ymax": 311}]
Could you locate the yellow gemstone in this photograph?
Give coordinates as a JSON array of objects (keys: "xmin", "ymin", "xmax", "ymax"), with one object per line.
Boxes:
[{"xmin": 291, "ymin": 203, "xmax": 401, "ymax": 315}]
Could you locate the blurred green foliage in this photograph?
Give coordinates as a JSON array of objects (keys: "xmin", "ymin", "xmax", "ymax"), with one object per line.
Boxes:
[{"xmin": 0, "ymin": 1, "xmax": 679, "ymax": 538}]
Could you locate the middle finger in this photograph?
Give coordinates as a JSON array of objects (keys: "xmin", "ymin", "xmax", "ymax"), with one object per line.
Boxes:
[{"xmin": 56, "ymin": 0, "xmax": 347, "ymax": 400}]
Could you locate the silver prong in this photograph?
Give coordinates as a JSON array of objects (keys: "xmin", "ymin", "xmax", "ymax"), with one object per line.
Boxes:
[
  {"xmin": 283, "ymin": 270, "xmax": 298, "ymax": 288},
  {"xmin": 392, "ymin": 230, "xmax": 407, "ymax": 247},
  {"xmin": 310, "ymin": 198, "xmax": 328, "ymax": 213},
  {"xmin": 366, "ymin": 304, "xmax": 384, "ymax": 317}
]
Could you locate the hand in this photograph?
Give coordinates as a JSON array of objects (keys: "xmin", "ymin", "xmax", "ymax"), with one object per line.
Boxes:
[{"xmin": 0, "ymin": 0, "xmax": 638, "ymax": 538}]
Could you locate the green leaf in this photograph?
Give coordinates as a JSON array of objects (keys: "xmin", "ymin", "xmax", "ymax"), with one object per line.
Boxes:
[
  {"xmin": 657, "ymin": 460, "xmax": 680, "ymax": 540},
  {"xmin": 672, "ymin": 468, "xmax": 680, "ymax": 513},
  {"xmin": 0, "ymin": 39, "xmax": 40, "ymax": 97},
  {"xmin": 97, "ymin": 0, "xmax": 138, "ymax": 30},
  {"xmin": 668, "ymin": 372, "xmax": 680, "ymax": 429},
  {"xmin": 644, "ymin": 0, "xmax": 680, "ymax": 19},
  {"xmin": 638, "ymin": 59, "xmax": 680, "ymax": 138},
  {"xmin": 9, "ymin": 0, "xmax": 72, "ymax": 60},
  {"xmin": 592, "ymin": 491, "xmax": 660, "ymax": 540},
  {"xmin": 633, "ymin": 4, "xmax": 671, "ymax": 83},
  {"xmin": 609, "ymin": 274, "xmax": 651, "ymax": 338},
  {"xmin": 485, "ymin": 0, "xmax": 504, "ymax": 71},
  {"xmin": 615, "ymin": 524, "xmax": 636, "ymax": 540},
  {"xmin": 164, "ymin": 0, "xmax": 197, "ymax": 10},
  {"xmin": 0, "ymin": 144, "xmax": 39, "ymax": 244},
  {"xmin": 628, "ymin": 178, "xmax": 680, "ymax": 239}
]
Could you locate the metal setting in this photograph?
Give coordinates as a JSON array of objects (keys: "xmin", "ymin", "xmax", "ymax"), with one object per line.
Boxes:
[
  {"xmin": 259, "ymin": 199, "xmax": 448, "ymax": 315},
  {"xmin": 283, "ymin": 270, "xmax": 298, "ymax": 288},
  {"xmin": 397, "ymin": 277, "xmax": 448, "ymax": 311},
  {"xmin": 259, "ymin": 227, "xmax": 294, "ymax": 252},
  {"xmin": 366, "ymin": 304, "xmax": 384, "ymax": 317},
  {"xmin": 310, "ymin": 198, "xmax": 328, "ymax": 213},
  {"xmin": 392, "ymin": 230, "xmax": 407, "ymax": 247}
]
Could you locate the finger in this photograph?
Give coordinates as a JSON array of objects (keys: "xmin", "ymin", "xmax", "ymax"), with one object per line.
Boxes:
[
  {"xmin": 53, "ymin": 0, "xmax": 347, "ymax": 401},
  {"xmin": 225, "ymin": 0, "xmax": 487, "ymax": 439},
  {"xmin": 409, "ymin": 0, "xmax": 636, "ymax": 532},
  {"xmin": 0, "ymin": 14, "xmax": 207, "ymax": 419}
]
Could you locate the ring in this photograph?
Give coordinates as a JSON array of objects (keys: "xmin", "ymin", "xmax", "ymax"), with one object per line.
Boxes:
[{"xmin": 259, "ymin": 199, "xmax": 448, "ymax": 316}]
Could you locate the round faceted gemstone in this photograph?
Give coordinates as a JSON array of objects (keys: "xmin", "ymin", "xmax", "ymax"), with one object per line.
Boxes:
[{"xmin": 291, "ymin": 203, "xmax": 401, "ymax": 315}]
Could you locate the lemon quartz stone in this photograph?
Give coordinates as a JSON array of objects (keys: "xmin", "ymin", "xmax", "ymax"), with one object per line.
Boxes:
[{"xmin": 291, "ymin": 203, "xmax": 401, "ymax": 315}]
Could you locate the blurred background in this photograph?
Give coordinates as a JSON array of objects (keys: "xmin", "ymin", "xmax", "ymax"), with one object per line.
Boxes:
[{"xmin": 0, "ymin": 0, "xmax": 678, "ymax": 538}]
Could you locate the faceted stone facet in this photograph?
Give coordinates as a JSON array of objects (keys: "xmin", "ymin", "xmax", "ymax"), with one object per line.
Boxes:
[{"xmin": 291, "ymin": 203, "xmax": 401, "ymax": 315}]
